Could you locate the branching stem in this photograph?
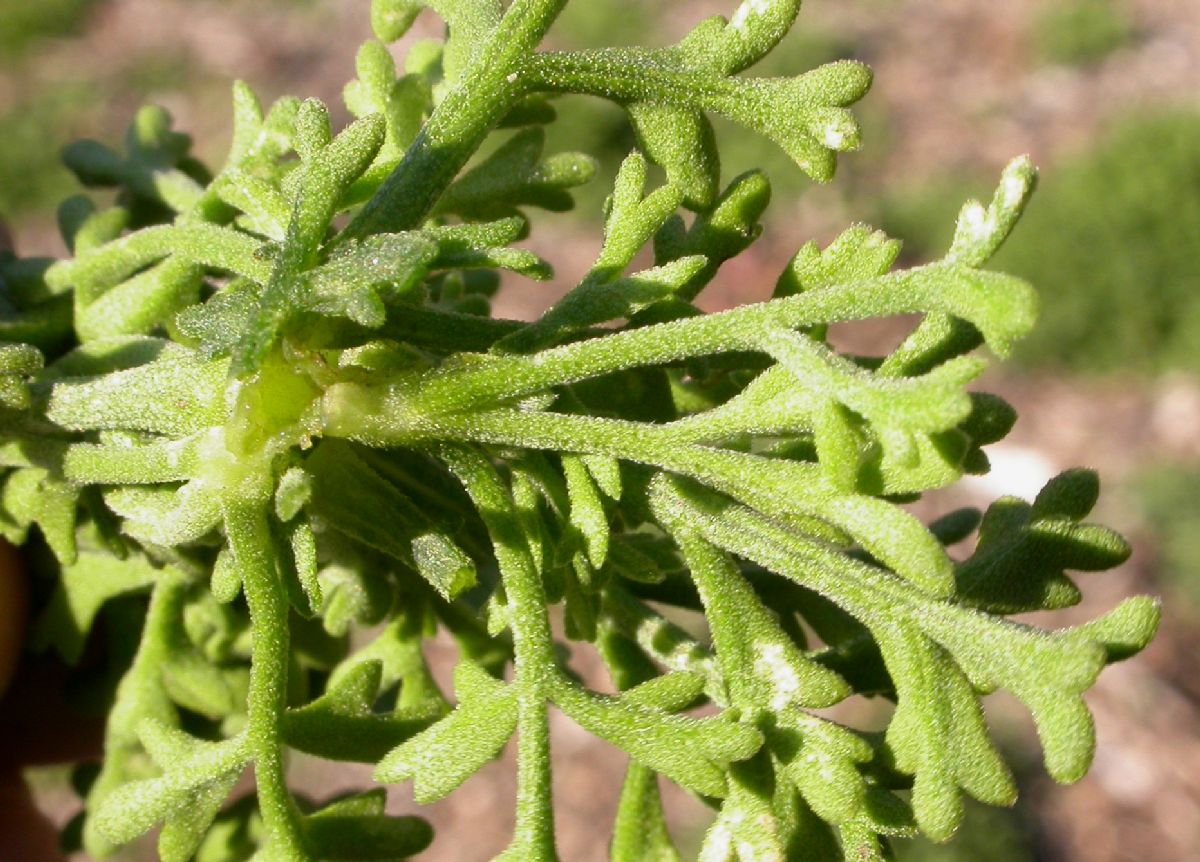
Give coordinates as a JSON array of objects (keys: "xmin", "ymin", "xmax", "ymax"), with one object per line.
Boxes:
[
  {"xmin": 523, "ymin": 49, "xmax": 745, "ymax": 108},
  {"xmin": 224, "ymin": 495, "xmax": 312, "ymax": 861},
  {"xmin": 440, "ymin": 444, "xmax": 559, "ymax": 858},
  {"xmin": 341, "ymin": 0, "xmax": 570, "ymax": 241},
  {"xmin": 328, "ymin": 401, "xmax": 829, "ymax": 514},
  {"xmin": 385, "ymin": 263, "xmax": 1022, "ymax": 416}
]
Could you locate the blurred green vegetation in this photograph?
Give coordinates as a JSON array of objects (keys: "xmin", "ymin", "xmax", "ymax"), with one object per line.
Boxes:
[
  {"xmin": 0, "ymin": 0, "xmax": 101, "ymax": 60},
  {"xmin": 1032, "ymin": 0, "xmax": 1135, "ymax": 67},
  {"xmin": 0, "ymin": 83, "xmax": 99, "ymax": 219},
  {"xmin": 880, "ymin": 111, "xmax": 1200, "ymax": 375},
  {"xmin": 550, "ymin": 0, "xmax": 658, "ymax": 50},
  {"xmin": 894, "ymin": 798, "xmax": 1036, "ymax": 862},
  {"xmin": 1129, "ymin": 464, "xmax": 1200, "ymax": 608},
  {"xmin": 118, "ymin": 50, "xmax": 197, "ymax": 95}
]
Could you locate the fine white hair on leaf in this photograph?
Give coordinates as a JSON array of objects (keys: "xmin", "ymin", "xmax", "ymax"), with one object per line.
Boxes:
[
  {"xmin": 756, "ymin": 643, "xmax": 801, "ymax": 710},
  {"xmin": 822, "ymin": 124, "xmax": 847, "ymax": 149},
  {"xmin": 1001, "ymin": 171, "xmax": 1027, "ymax": 207},
  {"xmin": 731, "ymin": 0, "xmax": 773, "ymax": 30}
]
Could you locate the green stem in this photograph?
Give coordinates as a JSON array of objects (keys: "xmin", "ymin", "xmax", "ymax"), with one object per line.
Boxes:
[
  {"xmin": 523, "ymin": 48, "xmax": 736, "ymax": 107},
  {"xmin": 328, "ymin": 401, "xmax": 829, "ymax": 514},
  {"xmin": 340, "ymin": 0, "xmax": 570, "ymax": 241},
  {"xmin": 82, "ymin": 573, "xmax": 190, "ymax": 858},
  {"xmin": 512, "ymin": 686, "xmax": 557, "ymax": 859},
  {"xmin": 224, "ymin": 495, "xmax": 311, "ymax": 862},
  {"xmin": 392, "ymin": 263, "xmax": 1014, "ymax": 415},
  {"xmin": 439, "ymin": 445, "xmax": 559, "ymax": 859}
]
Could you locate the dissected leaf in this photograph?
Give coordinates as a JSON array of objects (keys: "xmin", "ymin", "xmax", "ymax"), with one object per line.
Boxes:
[
  {"xmin": 374, "ymin": 661, "xmax": 519, "ymax": 801},
  {"xmin": 0, "ymin": 4, "xmax": 1155, "ymax": 861}
]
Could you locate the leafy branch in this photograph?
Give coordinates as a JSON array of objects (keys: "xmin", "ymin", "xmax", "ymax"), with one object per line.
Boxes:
[{"xmin": 0, "ymin": 0, "xmax": 1159, "ymax": 860}]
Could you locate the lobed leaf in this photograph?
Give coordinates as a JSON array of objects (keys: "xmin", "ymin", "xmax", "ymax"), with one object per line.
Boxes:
[
  {"xmin": 374, "ymin": 661, "xmax": 519, "ymax": 801},
  {"xmin": 551, "ymin": 675, "xmax": 763, "ymax": 799},
  {"xmin": 91, "ymin": 728, "xmax": 249, "ymax": 846}
]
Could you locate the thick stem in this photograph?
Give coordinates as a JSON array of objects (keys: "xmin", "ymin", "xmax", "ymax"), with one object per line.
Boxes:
[
  {"xmin": 513, "ymin": 687, "xmax": 557, "ymax": 858},
  {"xmin": 224, "ymin": 496, "xmax": 311, "ymax": 861},
  {"xmin": 340, "ymin": 0, "xmax": 570, "ymax": 241},
  {"xmin": 523, "ymin": 49, "xmax": 734, "ymax": 106}
]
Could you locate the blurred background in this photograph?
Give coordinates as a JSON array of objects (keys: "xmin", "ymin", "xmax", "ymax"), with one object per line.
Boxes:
[{"xmin": 2, "ymin": 0, "xmax": 1198, "ymax": 859}]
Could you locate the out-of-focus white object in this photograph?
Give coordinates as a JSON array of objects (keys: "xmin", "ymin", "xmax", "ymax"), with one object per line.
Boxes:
[{"xmin": 960, "ymin": 443, "xmax": 1058, "ymax": 501}]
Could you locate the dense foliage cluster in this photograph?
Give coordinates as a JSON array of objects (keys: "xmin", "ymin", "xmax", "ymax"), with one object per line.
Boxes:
[{"xmin": 0, "ymin": 1, "xmax": 1157, "ymax": 860}]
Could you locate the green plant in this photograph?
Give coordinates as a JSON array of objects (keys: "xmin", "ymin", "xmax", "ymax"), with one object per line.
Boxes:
[
  {"xmin": 1032, "ymin": 0, "xmax": 1134, "ymax": 67},
  {"xmin": 0, "ymin": 83, "xmax": 100, "ymax": 218},
  {"xmin": 880, "ymin": 111, "xmax": 1200, "ymax": 375},
  {"xmin": 0, "ymin": 1, "xmax": 1157, "ymax": 860},
  {"xmin": 1131, "ymin": 463, "xmax": 1200, "ymax": 609},
  {"xmin": 895, "ymin": 798, "xmax": 1035, "ymax": 862},
  {"xmin": 0, "ymin": 0, "xmax": 101, "ymax": 61},
  {"xmin": 543, "ymin": 4, "xmax": 861, "ymax": 221}
]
